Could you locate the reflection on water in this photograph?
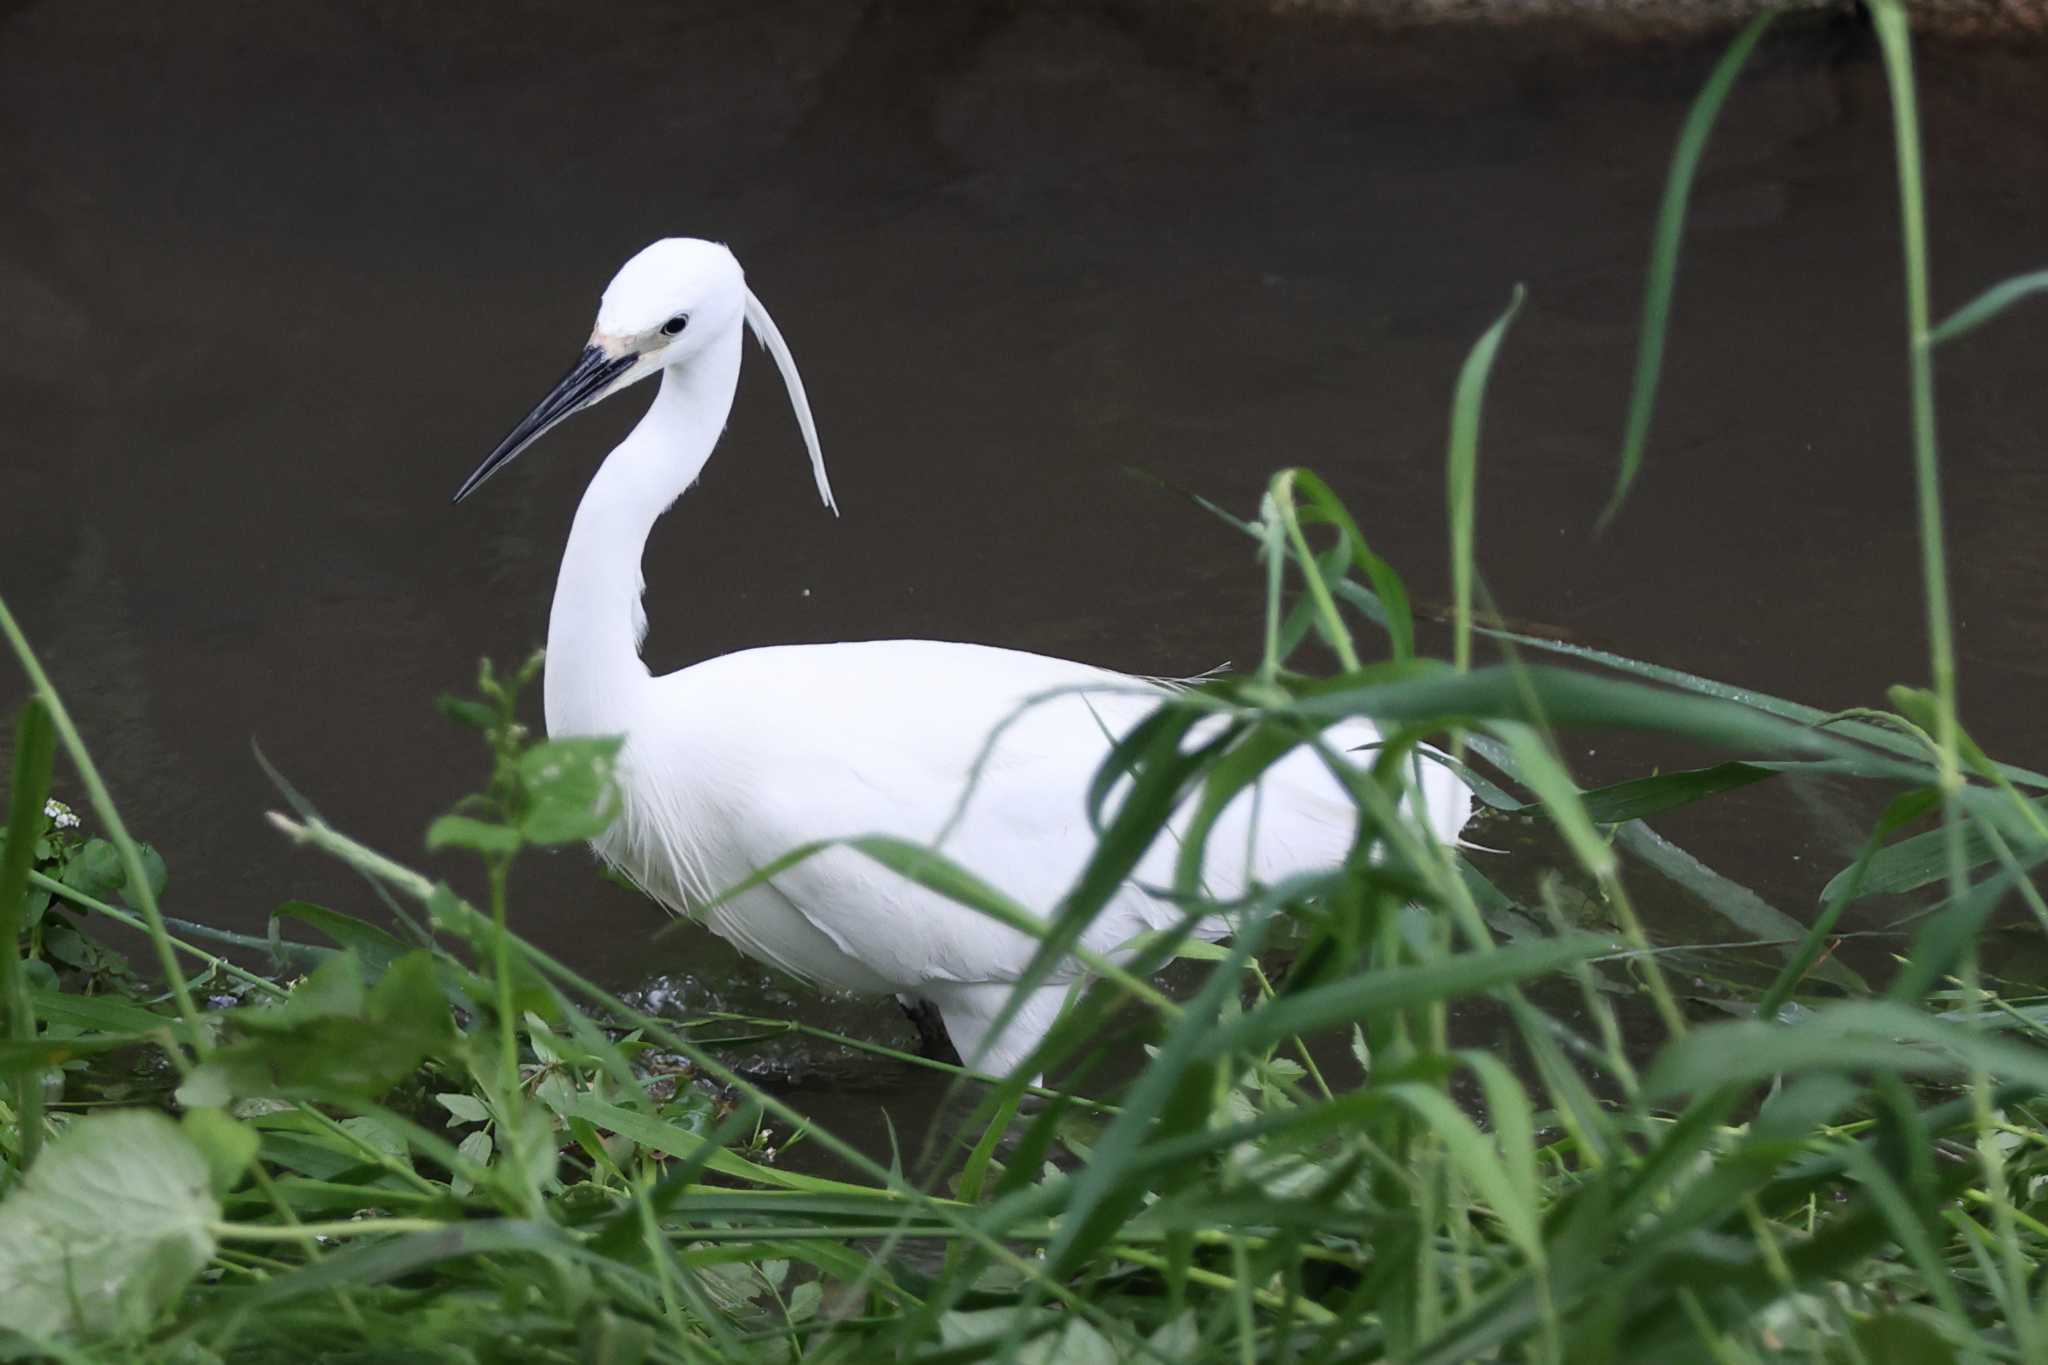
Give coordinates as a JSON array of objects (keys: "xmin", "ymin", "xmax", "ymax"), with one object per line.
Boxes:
[{"xmin": 3, "ymin": 5, "xmax": 2047, "ymax": 1126}]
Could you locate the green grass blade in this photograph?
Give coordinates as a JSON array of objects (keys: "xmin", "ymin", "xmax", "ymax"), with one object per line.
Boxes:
[
  {"xmin": 1194, "ymin": 934, "xmax": 1612, "ymax": 1060},
  {"xmin": 1386, "ymin": 1081, "xmax": 1543, "ymax": 1267},
  {"xmin": 224, "ymin": 1218, "xmax": 646, "ymax": 1311},
  {"xmin": 1281, "ymin": 469, "xmax": 1417, "ymax": 664},
  {"xmin": 1574, "ymin": 761, "xmax": 1776, "ymax": 824},
  {"xmin": 1, "ymin": 700, "xmax": 56, "ymax": 1176},
  {"xmin": 28, "ymin": 987, "xmax": 202, "ymax": 1041},
  {"xmin": 1645, "ymin": 1000, "xmax": 2048, "ymax": 1101},
  {"xmin": 1757, "ymin": 788, "xmax": 1936, "ymax": 1016},
  {"xmin": 1042, "ymin": 923, "xmax": 1269, "ymax": 1278},
  {"xmin": 1492, "ymin": 722, "xmax": 1614, "ymax": 879},
  {"xmin": 0, "ymin": 592, "xmax": 205, "ymax": 1050},
  {"xmin": 1886, "ymin": 850, "xmax": 2048, "ymax": 1003},
  {"xmin": 1614, "ymin": 823, "xmax": 1867, "ymax": 992},
  {"xmin": 1458, "ymin": 616, "xmax": 2048, "ymax": 789},
  {"xmin": 1171, "ymin": 721, "xmax": 1318, "ymax": 897},
  {"xmin": 1447, "ymin": 285, "xmax": 1525, "ymax": 674},
  {"xmin": 1266, "ymin": 471, "xmax": 1360, "ymax": 670},
  {"xmin": 1929, "ymin": 267, "xmax": 2048, "ymax": 346},
  {"xmin": 1292, "ymin": 665, "xmax": 1906, "ymax": 774},
  {"xmin": 1819, "ymin": 790, "xmax": 2047, "ymax": 905},
  {"xmin": 1600, "ymin": 12, "xmax": 1772, "ymax": 528},
  {"xmin": 1452, "ymin": 1051, "xmax": 1541, "ymax": 1255},
  {"xmin": 565, "ymin": 1097, "xmax": 937, "ymax": 1199},
  {"xmin": 0, "ymin": 1033, "xmax": 166, "ymax": 1074},
  {"xmin": 1868, "ymin": 0, "xmax": 1962, "ymax": 815}
]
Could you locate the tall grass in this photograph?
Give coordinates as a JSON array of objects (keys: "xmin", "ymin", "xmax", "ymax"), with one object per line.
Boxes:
[{"xmin": 5, "ymin": 5, "xmax": 2048, "ymax": 1361}]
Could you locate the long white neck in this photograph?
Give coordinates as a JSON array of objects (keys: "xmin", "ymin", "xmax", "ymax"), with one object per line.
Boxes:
[{"xmin": 544, "ymin": 323, "xmax": 743, "ymax": 739}]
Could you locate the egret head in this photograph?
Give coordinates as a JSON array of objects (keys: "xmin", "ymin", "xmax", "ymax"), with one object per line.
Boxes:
[
  {"xmin": 452, "ymin": 237, "xmax": 833, "ymax": 510},
  {"xmin": 590, "ymin": 237, "xmax": 745, "ymax": 367}
]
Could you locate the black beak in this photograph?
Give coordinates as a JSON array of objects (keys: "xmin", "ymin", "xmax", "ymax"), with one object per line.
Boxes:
[{"xmin": 452, "ymin": 345, "xmax": 637, "ymax": 504}]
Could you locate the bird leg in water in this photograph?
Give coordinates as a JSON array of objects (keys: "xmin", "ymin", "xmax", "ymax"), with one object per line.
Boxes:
[{"xmin": 897, "ymin": 995, "xmax": 961, "ymax": 1065}]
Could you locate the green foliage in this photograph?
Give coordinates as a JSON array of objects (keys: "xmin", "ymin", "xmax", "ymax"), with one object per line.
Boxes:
[
  {"xmin": 2, "ymin": 7, "xmax": 2047, "ymax": 1361},
  {"xmin": 1601, "ymin": 10, "xmax": 1771, "ymax": 528},
  {"xmin": 174, "ymin": 951, "xmax": 456, "ymax": 1107},
  {"xmin": 1930, "ymin": 267, "xmax": 2048, "ymax": 346},
  {"xmin": 0, "ymin": 807, "xmax": 171, "ymax": 995},
  {"xmin": 427, "ymin": 653, "xmax": 624, "ymax": 858},
  {"xmin": 0, "ymin": 1110, "xmax": 218, "ymax": 1342}
]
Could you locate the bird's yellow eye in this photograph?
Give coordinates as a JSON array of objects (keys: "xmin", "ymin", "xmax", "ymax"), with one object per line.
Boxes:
[{"xmin": 660, "ymin": 314, "xmax": 689, "ymax": 337}]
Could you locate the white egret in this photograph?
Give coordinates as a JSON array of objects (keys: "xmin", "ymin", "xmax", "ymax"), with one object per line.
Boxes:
[{"xmin": 454, "ymin": 238, "xmax": 1471, "ymax": 1077}]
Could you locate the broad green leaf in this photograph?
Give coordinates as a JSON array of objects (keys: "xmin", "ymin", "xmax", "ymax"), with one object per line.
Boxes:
[
  {"xmin": 436, "ymin": 1092, "xmax": 491, "ymax": 1126},
  {"xmin": 506, "ymin": 1102, "xmax": 558, "ymax": 1194},
  {"xmin": 338, "ymin": 1113, "xmax": 411, "ymax": 1163},
  {"xmin": 453, "ymin": 1130, "xmax": 493, "ymax": 1194},
  {"xmin": 245, "ymin": 1112, "xmax": 397, "ymax": 1182},
  {"xmin": 0, "ymin": 1110, "xmax": 218, "ymax": 1340},
  {"xmin": 119, "ymin": 842, "xmax": 168, "ymax": 907},
  {"xmin": 786, "ymin": 1281, "xmax": 823, "ymax": 1325},
  {"xmin": 425, "ymin": 815, "xmax": 521, "ymax": 857},
  {"xmin": 269, "ymin": 948, "xmax": 368, "ymax": 1021},
  {"xmin": 518, "ymin": 737, "xmax": 623, "ymax": 844},
  {"xmin": 271, "ymin": 901, "xmax": 411, "ymax": 982},
  {"xmin": 59, "ymin": 838, "xmax": 124, "ymax": 900},
  {"xmin": 1148, "ymin": 1311, "xmax": 1200, "ymax": 1357},
  {"xmin": 175, "ymin": 951, "xmax": 453, "ymax": 1104},
  {"xmin": 42, "ymin": 924, "xmax": 103, "ymax": 971},
  {"xmin": 938, "ymin": 1307, "xmax": 1118, "ymax": 1365},
  {"xmin": 180, "ymin": 1108, "xmax": 258, "ymax": 1196}
]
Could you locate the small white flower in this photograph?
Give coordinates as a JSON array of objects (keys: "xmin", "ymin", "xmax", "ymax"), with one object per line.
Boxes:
[{"xmin": 42, "ymin": 799, "xmax": 80, "ymax": 831}]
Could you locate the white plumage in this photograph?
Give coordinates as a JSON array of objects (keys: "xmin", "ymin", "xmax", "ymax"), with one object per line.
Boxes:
[{"xmin": 456, "ymin": 239, "xmax": 1471, "ymax": 1076}]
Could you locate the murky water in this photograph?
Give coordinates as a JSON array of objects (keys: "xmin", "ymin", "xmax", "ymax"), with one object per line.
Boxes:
[{"xmin": 3, "ymin": 3, "xmax": 2046, "ymax": 1153}]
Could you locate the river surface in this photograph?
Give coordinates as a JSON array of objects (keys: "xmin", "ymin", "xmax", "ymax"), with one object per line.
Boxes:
[{"xmin": 3, "ymin": 3, "xmax": 2046, "ymax": 1155}]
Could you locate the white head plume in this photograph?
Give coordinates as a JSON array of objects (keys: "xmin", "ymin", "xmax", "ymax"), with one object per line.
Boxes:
[{"xmin": 744, "ymin": 288, "xmax": 837, "ymax": 516}]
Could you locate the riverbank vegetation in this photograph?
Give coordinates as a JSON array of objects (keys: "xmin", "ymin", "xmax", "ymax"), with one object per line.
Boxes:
[{"xmin": 7, "ymin": 3, "xmax": 2048, "ymax": 1359}]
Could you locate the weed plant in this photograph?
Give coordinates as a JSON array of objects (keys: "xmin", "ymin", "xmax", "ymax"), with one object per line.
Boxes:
[{"xmin": 6, "ymin": 4, "xmax": 2048, "ymax": 1360}]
